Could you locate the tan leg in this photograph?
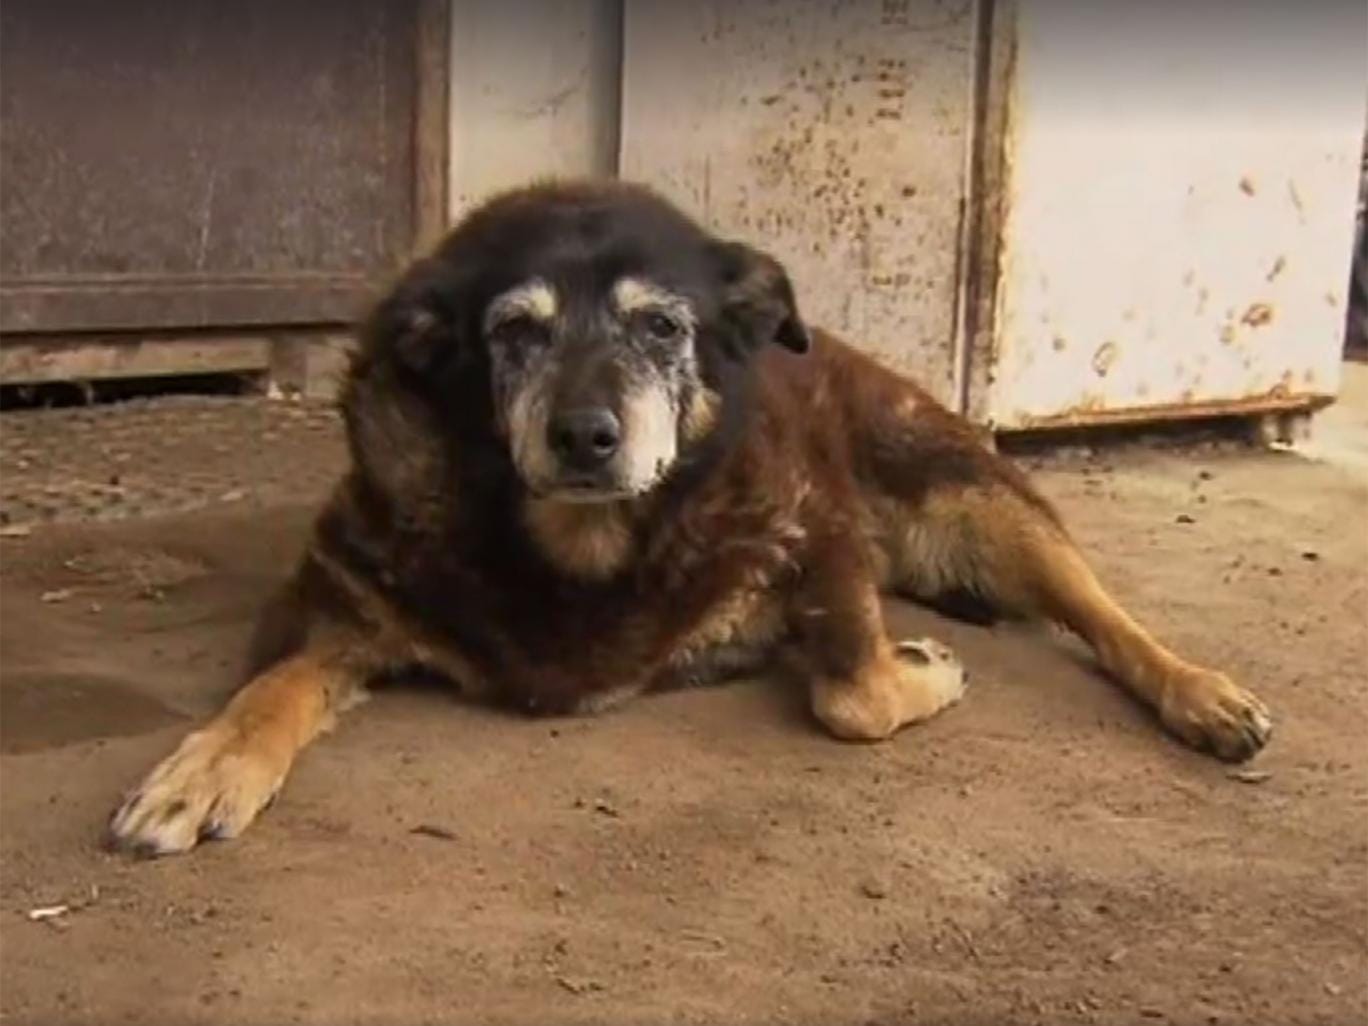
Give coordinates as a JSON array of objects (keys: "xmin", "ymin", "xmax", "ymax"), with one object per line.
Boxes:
[
  {"xmin": 891, "ymin": 487, "xmax": 1272, "ymax": 761},
  {"xmin": 795, "ymin": 540, "xmax": 967, "ymax": 742},
  {"xmin": 107, "ymin": 649, "xmax": 365, "ymax": 856},
  {"xmin": 1023, "ymin": 535, "xmax": 1272, "ymax": 760}
]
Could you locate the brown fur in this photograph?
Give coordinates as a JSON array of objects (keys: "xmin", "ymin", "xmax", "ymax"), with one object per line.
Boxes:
[{"xmin": 107, "ymin": 182, "xmax": 1272, "ymax": 857}]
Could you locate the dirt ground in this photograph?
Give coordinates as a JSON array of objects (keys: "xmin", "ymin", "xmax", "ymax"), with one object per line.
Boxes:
[{"xmin": 1, "ymin": 371, "xmax": 1365, "ymax": 1026}]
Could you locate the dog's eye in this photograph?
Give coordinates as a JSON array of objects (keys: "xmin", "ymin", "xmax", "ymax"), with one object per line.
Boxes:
[{"xmin": 642, "ymin": 311, "xmax": 682, "ymax": 341}]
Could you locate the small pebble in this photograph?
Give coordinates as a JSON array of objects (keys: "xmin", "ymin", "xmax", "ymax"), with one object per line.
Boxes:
[
  {"xmin": 592, "ymin": 798, "xmax": 620, "ymax": 818},
  {"xmin": 859, "ymin": 878, "xmax": 889, "ymax": 900}
]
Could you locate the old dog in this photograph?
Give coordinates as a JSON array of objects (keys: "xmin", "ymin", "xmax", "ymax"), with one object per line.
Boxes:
[{"xmin": 109, "ymin": 181, "xmax": 1272, "ymax": 856}]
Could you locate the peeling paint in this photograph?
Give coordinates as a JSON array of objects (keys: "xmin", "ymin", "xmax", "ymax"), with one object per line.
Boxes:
[
  {"xmin": 1091, "ymin": 341, "xmax": 1118, "ymax": 377},
  {"xmin": 1241, "ymin": 302, "xmax": 1275, "ymax": 328},
  {"xmin": 1287, "ymin": 179, "xmax": 1306, "ymax": 219}
]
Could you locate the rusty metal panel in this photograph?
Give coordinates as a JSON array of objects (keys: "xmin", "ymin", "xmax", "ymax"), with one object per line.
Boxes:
[
  {"xmin": 621, "ymin": 0, "xmax": 978, "ymax": 406},
  {"xmin": 981, "ymin": 2, "xmax": 1368, "ymax": 431},
  {"xmin": 0, "ymin": 0, "xmax": 418, "ymax": 334},
  {"xmin": 448, "ymin": 0, "xmax": 622, "ymax": 217}
]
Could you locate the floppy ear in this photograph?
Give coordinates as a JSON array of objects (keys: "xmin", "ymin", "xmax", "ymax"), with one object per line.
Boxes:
[
  {"xmin": 362, "ymin": 258, "xmax": 467, "ymax": 376},
  {"xmin": 712, "ymin": 240, "xmax": 810, "ymax": 354}
]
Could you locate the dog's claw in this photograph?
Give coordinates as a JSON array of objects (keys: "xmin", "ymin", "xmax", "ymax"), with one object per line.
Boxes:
[
  {"xmin": 1161, "ymin": 670, "xmax": 1272, "ymax": 762},
  {"xmin": 106, "ymin": 728, "xmax": 284, "ymax": 857}
]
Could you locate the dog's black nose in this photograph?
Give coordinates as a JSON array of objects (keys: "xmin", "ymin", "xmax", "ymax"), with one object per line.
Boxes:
[{"xmin": 549, "ymin": 407, "xmax": 621, "ymax": 470}]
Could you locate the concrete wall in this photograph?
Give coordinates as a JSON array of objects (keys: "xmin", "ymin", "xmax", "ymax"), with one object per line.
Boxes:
[{"xmin": 448, "ymin": 0, "xmax": 621, "ymax": 218}]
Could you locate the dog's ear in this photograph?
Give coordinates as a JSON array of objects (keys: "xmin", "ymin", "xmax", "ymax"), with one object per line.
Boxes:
[
  {"xmin": 363, "ymin": 258, "xmax": 467, "ymax": 375},
  {"xmin": 712, "ymin": 240, "xmax": 810, "ymax": 354}
]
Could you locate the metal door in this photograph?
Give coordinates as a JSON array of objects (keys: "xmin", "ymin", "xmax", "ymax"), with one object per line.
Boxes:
[
  {"xmin": 0, "ymin": 0, "xmax": 422, "ymax": 335},
  {"xmin": 976, "ymin": 2, "xmax": 1368, "ymax": 430}
]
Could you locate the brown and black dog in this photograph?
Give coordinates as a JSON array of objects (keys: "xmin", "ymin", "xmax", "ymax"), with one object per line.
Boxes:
[{"xmin": 108, "ymin": 180, "xmax": 1271, "ymax": 856}]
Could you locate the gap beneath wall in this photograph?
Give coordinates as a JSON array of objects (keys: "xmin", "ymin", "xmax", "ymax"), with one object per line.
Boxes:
[{"xmin": 0, "ymin": 331, "xmax": 354, "ymax": 410}]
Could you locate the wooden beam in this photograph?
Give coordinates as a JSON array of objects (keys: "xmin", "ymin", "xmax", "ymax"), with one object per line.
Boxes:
[
  {"xmin": 0, "ymin": 336, "xmax": 271, "ymax": 385},
  {"xmin": 413, "ymin": 0, "xmax": 452, "ymax": 254}
]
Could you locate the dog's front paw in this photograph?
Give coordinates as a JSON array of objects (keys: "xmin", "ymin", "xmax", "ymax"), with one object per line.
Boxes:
[
  {"xmin": 813, "ymin": 637, "xmax": 968, "ymax": 742},
  {"xmin": 1160, "ymin": 670, "xmax": 1272, "ymax": 762},
  {"xmin": 107, "ymin": 727, "xmax": 285, "ymax": 857}
]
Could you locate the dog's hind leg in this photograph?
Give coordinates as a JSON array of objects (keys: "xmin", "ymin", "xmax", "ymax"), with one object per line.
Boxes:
[
  {"xmin": 107, "ymin": 643, "xmax": 369, "ymax": 856},
  {"xmin": 805, "ymin": 337, "xmax": 1267, "ymax": 758},
  {"xmin": 883, "ymin": 480, "xmax": 1272, "ymax": 761}
]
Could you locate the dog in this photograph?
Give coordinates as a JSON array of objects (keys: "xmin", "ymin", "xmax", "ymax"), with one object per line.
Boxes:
[{"xmin": 108, "ymin": 180, "xmax": 1272, "ymax": 856}]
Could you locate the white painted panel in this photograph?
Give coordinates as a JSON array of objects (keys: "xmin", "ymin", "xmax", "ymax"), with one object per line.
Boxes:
[
  {"xmin": 448, "ymin": 0, "xmax": 620, "ymax": 217},
  {"xmin": 988, "ymin": 1, "xmax": 1368, "ymax": 429},
  {"xmin": 621, "ymin": 0, "xmax": 978, "ymax": 405}
]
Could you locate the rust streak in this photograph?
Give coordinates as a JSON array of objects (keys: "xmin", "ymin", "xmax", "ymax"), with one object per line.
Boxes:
[{"xmin": 1240, "ymin": 302, "xmax": 1274, "ymax": 329}]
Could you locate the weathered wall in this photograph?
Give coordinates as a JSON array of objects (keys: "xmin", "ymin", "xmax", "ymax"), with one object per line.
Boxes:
[
  {"xmin": 445, "ymin": 1, "xmax": 1366, "ymax": 428},
  {"xmin": 620, "ymin": 0, "xmax": 980, "ymax": 406},
  {"xmin": 982, "ymin": 0, "xmax": 1368, "ymax": 429},
  {"xmin": 448, "ymin": 0, "xmax": 621, "ymax": 218}
]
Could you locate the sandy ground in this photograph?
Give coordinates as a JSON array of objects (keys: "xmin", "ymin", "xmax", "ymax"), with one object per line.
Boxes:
[{"xmin": 1, "ymin": 371, "xmax": 1365, "ymax": 1026}]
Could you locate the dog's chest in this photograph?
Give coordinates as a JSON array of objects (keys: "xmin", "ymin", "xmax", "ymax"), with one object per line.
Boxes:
[
  {"xmin": 398, "ymin": 478, "xmax": 808, "ymax": 709},
  {"xmin": 483, "ymin": 522, "xmax": 798, "ymax": 710}
]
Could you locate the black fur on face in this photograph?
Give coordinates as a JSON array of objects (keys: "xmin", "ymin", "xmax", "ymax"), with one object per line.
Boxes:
[{"xmin": 344, "ymin": 181, "xmax": 809, "ymax": 508}]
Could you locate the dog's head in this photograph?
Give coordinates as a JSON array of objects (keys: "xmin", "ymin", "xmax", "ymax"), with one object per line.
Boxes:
[{"xmin": 356, "ymin": 181, "xmax": 808, "ymax": 504}]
